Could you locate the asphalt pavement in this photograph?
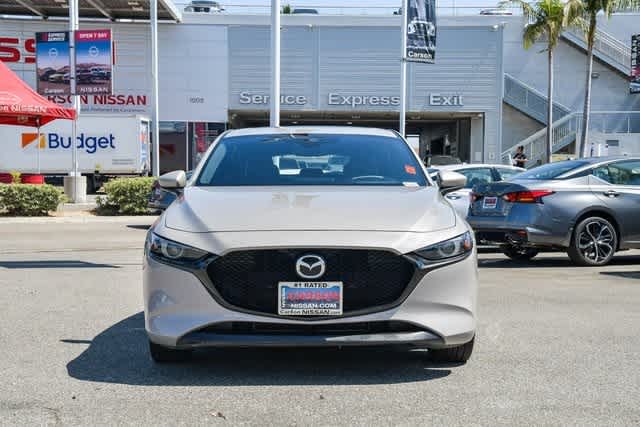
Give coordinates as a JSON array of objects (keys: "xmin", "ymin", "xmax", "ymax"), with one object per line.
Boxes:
[{"xmin": 0, "ymin": 217, "xmax": 639, "ymax": 426}]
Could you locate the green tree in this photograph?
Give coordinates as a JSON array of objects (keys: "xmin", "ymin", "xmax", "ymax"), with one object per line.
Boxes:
[
  {"xmin": 564, "ymin": 0, "xmax": 640, "ymax": 158},
  {"xmin": 282, "ymin": 4, "xmax": 292, "ymax": 14},
  {"xmin": 502, "ymin": 0, "xmax": 583, "ymax": 164}
]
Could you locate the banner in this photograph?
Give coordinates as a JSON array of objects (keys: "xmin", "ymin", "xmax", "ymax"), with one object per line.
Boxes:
[
  {"xmin": 405, "ymin": 0, "xmax": 437, "ymax": 63},
  {"xmin": 75, "ymin": 29, "xmax": 113, "ymax": 95},
  {"xmin": 35, "ymin": 32, "xmax": 71, "ymax": 96},
  {"xmin": 631, "ymin": 34, "xmax": 640, "ymax": 94}
]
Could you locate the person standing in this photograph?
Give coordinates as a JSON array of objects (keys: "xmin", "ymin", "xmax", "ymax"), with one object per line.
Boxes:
[{"xmin": 513, "ymin": 145, "xmax": 528, "ymax": 168}]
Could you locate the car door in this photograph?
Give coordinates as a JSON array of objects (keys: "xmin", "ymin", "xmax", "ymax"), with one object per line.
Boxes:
[
  {"xmin": 590, "ymin": 159, "xmax": 640, "ymax": 247},
  {"xmin": 445, "ymin": 167, "xmax": 494, "ymax": 217}
]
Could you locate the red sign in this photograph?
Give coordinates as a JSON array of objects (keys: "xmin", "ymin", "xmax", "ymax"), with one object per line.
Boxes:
[{"xmin": 0, "ymin": 37, "xmax": 36, "ymax": 63}]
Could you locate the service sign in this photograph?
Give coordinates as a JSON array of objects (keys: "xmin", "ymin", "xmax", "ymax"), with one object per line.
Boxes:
[
  {"xmin": 75, "ymin": 29, "xmax": 113, "ymax": 95},
  {"xmin": 35, "ymin": 32, "xmax": 71, "ymax": 96},
  {"xmin": 631, "ymin": 34, "xmax": 640, "ymax": 94},
  {"xmin": 405, "ymin": 0, "xmax": 437, "ymax": 63}
]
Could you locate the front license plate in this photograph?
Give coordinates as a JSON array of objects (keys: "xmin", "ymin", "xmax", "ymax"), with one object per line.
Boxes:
[
  {"xmin": 483, "ymin": 196, "xmax": 498, "ymax": 209},
  {"xmin": 278, "ymin": 282, "xmax": 343, "ymax": 316}
]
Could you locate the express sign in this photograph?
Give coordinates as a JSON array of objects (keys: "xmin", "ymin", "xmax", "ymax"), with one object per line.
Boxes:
[{"xmin": 0, "ymin": 37, "xmax": 36, "ymax": 63}]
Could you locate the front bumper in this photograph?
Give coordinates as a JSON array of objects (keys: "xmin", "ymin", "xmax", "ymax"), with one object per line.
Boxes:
[
  {"xmin": 178, "ymin": 330, "xmax": 445, "ymax": 348},
  {"xmin": 143, "ymin": 249, "xmax": 478, "ymax": 350}
]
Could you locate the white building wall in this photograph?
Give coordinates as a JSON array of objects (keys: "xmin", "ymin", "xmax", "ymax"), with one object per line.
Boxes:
[
  {"xmin": 595, "ymin": 13, "xmax": 640, "ymax": 46},
  {"xmin": 0, "ymin": 20, "xmax": 228, "ymax": 122}
]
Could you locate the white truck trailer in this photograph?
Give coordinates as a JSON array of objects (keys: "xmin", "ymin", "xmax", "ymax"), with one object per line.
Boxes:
[{"xmin": 0, "ymin": 114, "xmax": 150, "ymax": 191}]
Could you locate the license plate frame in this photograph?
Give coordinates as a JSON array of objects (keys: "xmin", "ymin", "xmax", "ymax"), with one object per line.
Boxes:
[{"xmin": 278, "ymin": 281, "xmax": 343, "ymax": 316}]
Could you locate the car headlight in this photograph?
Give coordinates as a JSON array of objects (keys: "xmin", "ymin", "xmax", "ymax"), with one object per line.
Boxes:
[
  {"xmin": 412, "ymin": 232, "xmax": 473, "ymax": 265},
  {"xmin": 145, "ymin": 232, "xmax": 209, "ymax": 266}
]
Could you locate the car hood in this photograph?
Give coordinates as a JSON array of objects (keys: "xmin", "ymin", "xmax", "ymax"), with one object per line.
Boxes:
[{"xmin": 164, "ymin": 186, "xmax": 456, "ymax": 233}]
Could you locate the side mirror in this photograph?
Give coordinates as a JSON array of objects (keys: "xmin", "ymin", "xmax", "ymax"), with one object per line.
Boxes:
[
  {"xmin": 438, "ymin": 170, "xmax": 467, "ymax": 194},
  {"xmin": 158, "ymin": 170, "xmax": 187, "ymax": 191}
]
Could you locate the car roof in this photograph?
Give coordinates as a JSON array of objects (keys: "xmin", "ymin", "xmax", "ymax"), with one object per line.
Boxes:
[
  {"xmin": 435, "ymin": 163, "xmax": 524, "ymax": 171},
  {"xmin": 573, "ymin": 156, "xmax": 640, "ymax": 165},
  {"xmin": 223, "ymin": 126, "xmax": 399, "ymax": 138}
]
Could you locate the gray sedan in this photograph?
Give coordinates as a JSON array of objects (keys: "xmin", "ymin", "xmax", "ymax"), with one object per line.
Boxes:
[{"xmin": 467, "ymin": 157, "xmax": 640, "ymax": 266}]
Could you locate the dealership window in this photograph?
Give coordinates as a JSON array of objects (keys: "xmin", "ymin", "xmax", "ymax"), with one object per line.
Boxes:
[
  {"xmin": 158, "ymin": 121, "xmax": 187, "ymax": 174},
  {"xmin": 189, "ymin": 122, "xmax": 226, "ymax": 170}
]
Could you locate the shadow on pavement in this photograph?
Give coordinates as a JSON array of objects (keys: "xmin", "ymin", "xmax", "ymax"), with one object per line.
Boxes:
[
  {"xmin": 65, "ymin": 312, "xmax": 452, "ymax": 386},
  {"xmin": 0, "ymin": 260, "xmax": 119, "ymax": 269},
  {"xmin": 479, "ymin": 253, "xmax": 640, "ymax": 269},
  {"xmin": 600, "ymin": 271, "xmax": 640, "ymax": 280},
  {"xmin": 126, "ymin": 224, "xmax": 152, "ymax": 230}
]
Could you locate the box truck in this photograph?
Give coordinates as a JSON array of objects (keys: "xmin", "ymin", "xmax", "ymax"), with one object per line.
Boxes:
[{"xmin": 0, "ymin": 114, "xmax": 150, "ymax": 191}]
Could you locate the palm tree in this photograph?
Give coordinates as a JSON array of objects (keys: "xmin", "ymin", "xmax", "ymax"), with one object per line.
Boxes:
[
  {"xmin": 501, "ymin": 0, "xmax": 582, "ymax": 164},
  {"xmin": 564, "ymin": 0, "xmax": 640, "ymax": 158}
]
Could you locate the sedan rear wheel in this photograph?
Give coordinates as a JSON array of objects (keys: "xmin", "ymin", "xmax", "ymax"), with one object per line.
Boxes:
[{"xmin": 568, "ymin": 217, "xmax": 617, "ymax": 266}]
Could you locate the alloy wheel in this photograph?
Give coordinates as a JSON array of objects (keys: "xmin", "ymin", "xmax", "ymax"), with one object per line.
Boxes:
[{"xmin": 578, "ymin": 220, "xmax": 615, "ymax": 264}]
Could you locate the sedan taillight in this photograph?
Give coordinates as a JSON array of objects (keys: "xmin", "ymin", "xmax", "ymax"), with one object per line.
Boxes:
[{"xmin": 502, "ymin": 190, "xmax": 554, "ymax": 203}]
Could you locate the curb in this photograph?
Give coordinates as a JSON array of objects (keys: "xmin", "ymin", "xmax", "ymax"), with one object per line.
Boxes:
[{"xmin": 0, "ymin": 215, "xmax": 159, "ymax": 224}]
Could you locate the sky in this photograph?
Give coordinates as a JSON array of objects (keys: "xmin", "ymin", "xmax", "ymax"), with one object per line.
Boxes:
[{"xmin": 176, "ymin": 0, "xmax": 503, "ymax": 15}]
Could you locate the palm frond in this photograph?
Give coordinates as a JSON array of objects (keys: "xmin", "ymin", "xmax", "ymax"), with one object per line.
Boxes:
[
  {"xmin": 563, "ymin": 0, "xmax": 586, "ymax": 27},
  {"xmin": 523, "ymin": 20, "xmax": 546, "ymax": 49}
]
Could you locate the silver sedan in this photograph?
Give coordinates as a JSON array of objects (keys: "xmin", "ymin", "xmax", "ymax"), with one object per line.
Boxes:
[{"xmin": 467, "ymin": 157, "xmax": 640, "ymax": 265}]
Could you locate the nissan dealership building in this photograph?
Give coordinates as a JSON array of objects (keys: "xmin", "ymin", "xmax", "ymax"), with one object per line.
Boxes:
[{"xmin": 2, "ymin": 11, "xmax": 639, "ymax": 172}]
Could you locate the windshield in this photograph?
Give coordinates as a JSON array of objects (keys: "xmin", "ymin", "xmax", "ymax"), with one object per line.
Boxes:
[
  {"xmin": 514, "ymin": 160, "xmax": 589, "ymax": 180},
  {"xmin": 196, "ymin": 133, "xmax": 428, "ymax": 187}
]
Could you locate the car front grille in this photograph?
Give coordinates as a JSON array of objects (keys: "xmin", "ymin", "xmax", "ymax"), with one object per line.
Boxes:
[{"xmin": 205, "ymin": 249, "xmax": 416, "ymax": 317}]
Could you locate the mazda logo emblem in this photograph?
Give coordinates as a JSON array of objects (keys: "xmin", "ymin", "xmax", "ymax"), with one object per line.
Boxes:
[{"xmin": 296, "ymin": 255, "xmax": 325, "ymax": 279}]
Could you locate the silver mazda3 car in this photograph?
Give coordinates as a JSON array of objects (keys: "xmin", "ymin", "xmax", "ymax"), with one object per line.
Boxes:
[{"xmin": 143, "ymin": 127, "xmax": 477, "ymax": 363}]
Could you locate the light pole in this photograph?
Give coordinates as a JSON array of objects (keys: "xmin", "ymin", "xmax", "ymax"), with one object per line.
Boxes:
[
  {"xmin": 69, "ymin": 0, "xmax": 80, "ymax": 201},
  {"xmin": 399, "ymin": 0, "xmax": 408, "ymax": 136},
  {"xmin": 151, "ymin": 0, "xmax": 160, "ymax": 176},
  {"xmin": 270, "ymin": 0, "xmax": 281, "ymax": 127}
]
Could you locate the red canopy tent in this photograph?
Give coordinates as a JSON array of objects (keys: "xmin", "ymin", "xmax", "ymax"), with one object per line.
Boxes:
[
  {"xmin": 0, "ymin": 60, "xmax": 75, "ymax": 181},
  {"xmin": 0, "ymin": 60, "xmax": 75, "ymax": 127}
]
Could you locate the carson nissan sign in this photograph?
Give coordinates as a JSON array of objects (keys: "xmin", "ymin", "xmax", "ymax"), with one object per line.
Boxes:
[{"xmin": 238, "ymin": 91, "xmax": 463, "ymax": 108}]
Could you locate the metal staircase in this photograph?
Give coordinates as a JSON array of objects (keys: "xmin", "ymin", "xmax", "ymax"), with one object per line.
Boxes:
[
  {"xmin": 561, "ymin": 24, "xmax": 631, "ymax": 76},
  {"xmin": 501, "ymin": 112, "xmax": 640, "ymax": 167},
  {"xmin": 504, "ymin": 74, "xmax": 572, "ymax": 125},
  {"xmin": 501, "ymin": 113, "xmax": 580, "ymax": 166}
]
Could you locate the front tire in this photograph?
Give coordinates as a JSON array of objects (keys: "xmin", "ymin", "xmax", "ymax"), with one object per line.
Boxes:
[
  {"xmin": 428, "ymin": 337, "xmax": 474, "ymax": 363},
  {"xmin": 501, "ymin": 245, "xmax": 539, "ymax": 262},
  {"xmin": 568, "ymin": 216, "xmax": 617, "ymax": 266},
  {"xmin": 149, "ymin": 340, "xmax": 192, "ymax": 363}
]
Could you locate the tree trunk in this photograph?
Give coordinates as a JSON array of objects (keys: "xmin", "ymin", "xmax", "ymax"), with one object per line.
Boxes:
[
  {"xmin": 579, "ymin": 14, "xmax": 597, "ymax": 158},
  {"xmin": 546, "ymin": 48, "xmax": 554, "ymax": 164}
]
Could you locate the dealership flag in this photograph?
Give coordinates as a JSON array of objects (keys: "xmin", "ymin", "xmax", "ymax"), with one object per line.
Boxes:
[
  {"xmin": 75, "ymin": 29, "xmax": 113, "ymax": 95},
  {"xmin": 35, "ymin": 32, "xmax": 71, "ymax": 96},
  {"xmin": 405, "ymin": 0, "xmax": 437, "ymax": 63},
  {"xmin": 632, "ymin": 34, "xmax": 640, "ymax": 94}
]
